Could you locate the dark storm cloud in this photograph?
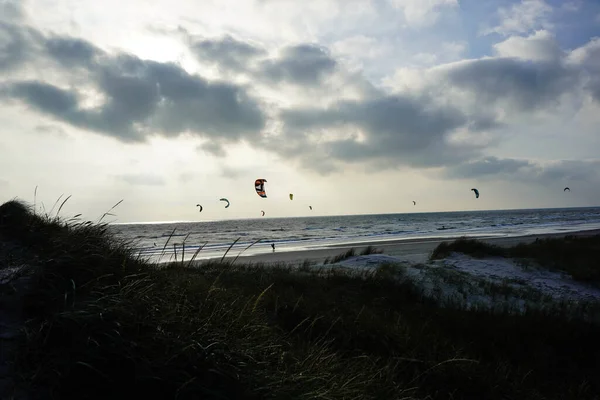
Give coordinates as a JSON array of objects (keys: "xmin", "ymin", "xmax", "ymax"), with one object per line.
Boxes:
[
  {"xmin": 0, "ymin": 20, "xmax": 36, "ymax": 72},
  {"xmin": 189, "ymin": 34, "xmax": 266, "ymax": 71},
  {"xmin": 187, "ymin": 35, "xmax": 338, "ymax": 86},
  {"xmin": 272, "ymin": 94, "xmax": 486, "ymax": 173},
  {"xmin": 440, "ymin": 57, "xmax": 578, "ymax": 110},
  {"xmin": 258, "ymin": 44, "xmax": 337, "ymax": 86},
  {"xmin": 1, "ymin": 29, "xmax": 267, "ymax": 142},
  {"xmin": 43, "ymin": 36, "xmax": 103, "ymax": 68},
  {"xmin": 3, "ymin": 13, "xmax": 600, "ymax": 182},
  {"xmin": 6, "ymin": 80, "xmax": 82, "ymax": 117}
]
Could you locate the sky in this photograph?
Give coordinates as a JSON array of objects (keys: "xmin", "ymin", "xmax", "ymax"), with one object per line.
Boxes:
[{"xmin": 1, "ymin": 0, "xmax": 600, "ymax": 223}]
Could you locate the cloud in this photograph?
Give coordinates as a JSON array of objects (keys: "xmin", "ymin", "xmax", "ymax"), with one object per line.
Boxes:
[
  {"xmin": 187, "ymin": 34, "xmax": 339, "ymax": 87},
  {"xmin": 219, "ymin": 165, "xmax": 246, "ymax": 179},
  {"xmin": 258, "ymin": 44, "xmax": 337, "ymax": 86},
  {"xmin": 443, "ymin": 157, "xmax": 600, "ymax": 185},
  {"xmin": 0, "ymin": 0, "xmax": 24, "ymax": 22},
  {"xmin": 0, "ymin": 20, "xmax": 36, "ymax": 72},
  {"xmin": 198, "ymin": 141, "xmax": 227, "ymax": 157},
  {"xmin": 485, "ymin": 0, "xmax": 553, "ymax": 36},
  {"xmin": 411, "ymin": 41, "xmax": 468, "ymax": 66},
  {"xmin": 189, "ymin": 34, "xmax": 266, "ymax": 72},
  {"xmin": 493, "ymin": 30, "xmax": 563, "ymax": 62},
  {"xmin": 436, "ymin": 56, "xmax": 578, "ymax": 112},
  {"xmin": 443, "ymin": 156, "xmax": 532, "ymax": 179},
  {"xmin": 3, "ymin": 10, "xmax": 600, "ymax": 185},
  {"xmin": 270, "ymin": 93, "xmax": 487, "ymax": 173},
  {"xmin": 388, "ymin": 0, "xmax": 459, "ymax": 27},
  {"xmin": 183, "ymin": 29, "xmax": 599, "ymax": 176},
  {"xmin": 115, "ymin": 173, "xmax": 166, "ymax": 186},
  {"xmin": 43, "ymin": 36, "xmax": 103, "ymax": 69},
  {"xmin": 0, "ymin": 27, "xmax": 267, "ymax": 143},
  {"xmin": 567, "ymin": 37, "xmax": 600, "ymax": 103},
  {"xmin": 331, "ymin": 35, "xmax": 390, "ymax": 61},
  {"xmin": 527, "ymin": 159, "xmax": 600, "ymax": 182},
  {"xmin": 177, "ymin": 172, "xmax": 196, "ymax": 183}
]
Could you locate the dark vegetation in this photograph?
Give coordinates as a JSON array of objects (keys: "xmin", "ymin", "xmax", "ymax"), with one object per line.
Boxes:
[
  {"xmin": 431, "ymin": 236, "xmax": 600, "ymax": 286},
  {"xmin": 323, "ymin": 245, "xmax": 383, "ymax": 264},
  {"xmin": 1, "ymin": 199, "xmax": 600, "ymax": 399}
]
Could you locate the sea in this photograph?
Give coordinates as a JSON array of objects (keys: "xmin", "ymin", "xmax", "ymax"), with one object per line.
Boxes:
[{"xmin": 108, "ymin": 207, "xmax": 600, "ymax": 263}]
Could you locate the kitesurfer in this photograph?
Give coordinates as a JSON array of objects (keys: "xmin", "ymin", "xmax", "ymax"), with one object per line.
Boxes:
[{"xmin": 271, "ymin": 243, "xmax": 275, "ymax": 251}]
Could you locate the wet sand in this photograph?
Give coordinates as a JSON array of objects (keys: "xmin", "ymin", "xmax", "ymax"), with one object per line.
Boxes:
[{"xmin": 217, "ymin": 228, "xmax": 600, "ymax": 266}]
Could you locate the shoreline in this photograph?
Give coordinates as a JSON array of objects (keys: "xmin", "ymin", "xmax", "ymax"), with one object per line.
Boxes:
[{"xmin": 210, "ymin": 227, "xmax": 600, "ymax": 266}]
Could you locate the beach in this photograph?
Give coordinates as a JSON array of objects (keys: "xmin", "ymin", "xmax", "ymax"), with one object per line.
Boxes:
[
  {"xmin": 116, "ymin": 207, "xmax": 600, "ymax": 264},
  {"xmin": 218, "ymin": 227, "xmax": 600, "ymax": 266}
]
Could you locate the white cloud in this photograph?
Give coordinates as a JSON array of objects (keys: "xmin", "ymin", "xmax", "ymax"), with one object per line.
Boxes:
[
  {"xmin": 485, "ymin": 0, "xmax": 553, "ymax": 36},
  {"xmin": 493, "ymin": 30, "xmax": 563, "ymax": 61},
  {"xmin": 388, "ymin": 0, "xmax": 458, "ymax": 27},
  {"xmin": 331, "ymin": 35, "xmax": 391, "ymax": 62},
  {"xmin": 410, "ymin": 41, "xmax": 467, "ymax": 66}
]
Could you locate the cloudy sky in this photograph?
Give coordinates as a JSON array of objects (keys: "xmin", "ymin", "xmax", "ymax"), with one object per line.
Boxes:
[{"xmin": 1, "ymin": 0, "xmax": 600, "ymax": 222}]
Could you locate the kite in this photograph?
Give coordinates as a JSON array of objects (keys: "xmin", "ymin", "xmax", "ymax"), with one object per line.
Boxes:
[
  {"xmin": 471, "ymin": 188, "xmax": 479, "ymax": 199},
  {"xmin": 255, "ymin": 179, "xmax": 267, "ymax": 198},
  {"xmin": 196, "ymin": 204, "xmax": 203, "ymax": 212},
  {"xmin": 564, "ymin": 187, "xmax": 570, "ymax": 192},
  {"xmin": 220, "ymin": 198, "xmax": 230, "ymax": 208},
  {"xmin": 261, "ymin": 210, "xmax": 265, "ymax": 216},
  {"xmin": 309, "ymin": 206, "xmax": 312, "ymax": 210},
  {"xmin": 289, "ymin": 193, "xmax": 294, "ymax": 200},
  {"xmin": 412, "ymin": 201, "xmax": 416, "ymax": 206}
]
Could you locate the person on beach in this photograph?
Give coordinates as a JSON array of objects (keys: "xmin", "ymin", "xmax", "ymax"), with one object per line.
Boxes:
[{"xmin": 271, "ymin": 243, "xmax": 275, "ymax": 251}]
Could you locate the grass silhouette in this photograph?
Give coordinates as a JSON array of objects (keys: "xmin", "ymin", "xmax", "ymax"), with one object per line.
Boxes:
[{"xmin": 1, "ymin": 199, "xmax": 600, "ymax": 399}]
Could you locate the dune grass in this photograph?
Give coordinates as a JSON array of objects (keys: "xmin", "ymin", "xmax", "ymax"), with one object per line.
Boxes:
[
  {"xmin": 2, "ymin": 199, "xmax": 600, "ymax": 399},
  {"xmin": 430, "ymin": 235, "xmax": 600, "ymax": 287},
  {"xmin": 322, "ymin": 245, "xmax": 383, "ymax": 265}
]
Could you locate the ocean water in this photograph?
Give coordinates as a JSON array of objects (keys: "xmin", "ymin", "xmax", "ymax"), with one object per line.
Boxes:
[{"xmin": 108, "ymin": 207, "xmax": 600, "ymax": 263}]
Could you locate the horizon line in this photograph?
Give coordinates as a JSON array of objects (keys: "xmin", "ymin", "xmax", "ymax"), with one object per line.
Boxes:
[{"xmin": 109, "ymin": 205, "xmax": 600, "ymax": 225}]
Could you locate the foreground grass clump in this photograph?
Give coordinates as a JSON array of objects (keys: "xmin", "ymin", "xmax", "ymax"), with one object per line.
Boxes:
[
  {"xmin": 3, "ymin": 199, "xmax": 600, "ymax": 399},
  {"xmin": 323, "ymin": 245, "xmax": 383, "ymax": 264},
  {"xmin": 430, "ymin": 237, "xmax": 506, "ymax": 260},
  {"xmin": 431, "ymin": 235, "xmax": 600, "ymax": 286}
]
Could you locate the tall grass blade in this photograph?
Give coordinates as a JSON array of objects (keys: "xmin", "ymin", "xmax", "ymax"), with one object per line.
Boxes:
[
  {"xmin": 98, "ymin": 199, "xmax": 124, "ymax": 223},
  {"xmin": 231, "ymin": 238, "xmax": 263, "ymax": 265},
  {"xmin": 48, "ymin": 194, "xmax": 64, "ymax": 217},
  {"xmin": 56, "ymin": 195, "xmax": 72, "ymax": 218},
  {"xmin": 159, "ymin": 228, "xmax": 177, "ymax": 262},
  {"xmin": 180, "ymin": 233, "xmax": 191, "ymax": 267},
  {"xmin": 186, "ymin": 242, "xmax": 208, "ymax": 268},
  {"xmin": 33, "ymin": 185, "xmax": 38, "ymax": 215},
  {"xmin": 220, "ymin": 237, "xmax": 241, "ymax": 263}
]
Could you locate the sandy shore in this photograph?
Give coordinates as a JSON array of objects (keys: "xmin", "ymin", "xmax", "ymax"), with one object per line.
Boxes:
[{"xmin": 217, "ymin": 228, "xmax": 600, "ymax": 266}]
